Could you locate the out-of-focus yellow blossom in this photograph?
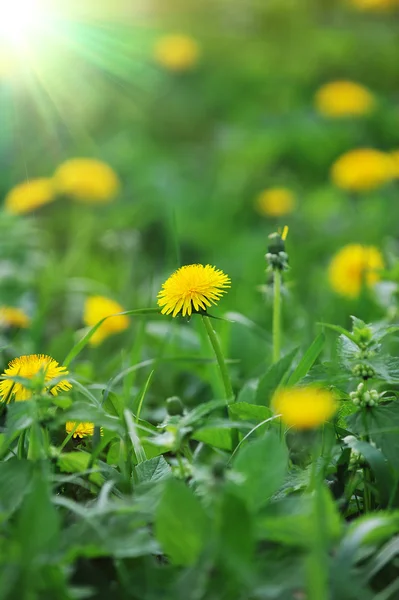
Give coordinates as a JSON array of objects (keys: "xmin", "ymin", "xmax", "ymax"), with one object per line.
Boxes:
[
  {"xmin": 348, "ymin": 0, "xmax": 398, "ymax": 11},
  {"xmin": 0, "ymin": 307, "xmax": 30, "ymax": 329},
  {"xmin": 255, "ymin": 188, "xmax": 296, "ymax": 217},
  {"xmin": 315, "ymin": 81, "xmax": 374, "ymax": 118},
  {"xmin": 0, "ymin": 354, "xmax": 71, "ymax": 402},
  {"xmin": 53, "ymin": 158, "xmax": 120, "ymax": 203},
  {"xmin": 331, "ymin": 148, "xmax": 394, "ymax": 192},
  {"xmin": 157, "ymin": 264, "xmax": 230, "ymax": 317},
  {"xmin": 328, "ymin": 244, "xmax": 384, "ymax": 299},
  {"xmin": 5, "ymin": 178, "xmax": 55, "ymax": 215},
  {"xmin": 390, "ymin": 150, "xmax": 399, "ymax": 177},
  {"xmin": 153, "ymin": 34, "xmax": 200, "ymax": 72},
  {"xmin": 66, "ymin": 421, "xmax": 95, "ymax": 439},
  {"xmin": 272, "ymin": 386, "xmax": 337, "ymax": 430},
  {"xmin": 84, "ymin": 296, "xmax": 129, "ymax": 346}
]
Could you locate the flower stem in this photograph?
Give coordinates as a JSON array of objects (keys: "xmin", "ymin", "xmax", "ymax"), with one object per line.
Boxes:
[
  {"xmin": 202, "ymin": 315, "xmax": 234, "ymax": 402},
  {"xmin": 272, "ymin": 269, "xmax": 282, "ymax": 363}
]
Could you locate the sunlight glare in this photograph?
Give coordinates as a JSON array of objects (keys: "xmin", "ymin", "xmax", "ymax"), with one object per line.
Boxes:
[{"xmin": 0, "ymin": 0, "xmax": 44, "ymax": 47}]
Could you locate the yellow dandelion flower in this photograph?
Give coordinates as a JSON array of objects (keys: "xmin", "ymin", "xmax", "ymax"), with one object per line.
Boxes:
[
  {"xmin": 272, "ymin": 386, "xmax": 337, "ymax": 430},
  {"xmin": 328, "ymin": 244, "xmax": 384, "ymax": 299},
  {"xmin": 84, "ymin": 296, "xmax": 130, "ymax": 346},
  {"xmin": 157, "ymin": 264, "xmax": 231, "ymax": 318},
  {"xmin": 53, "ymin": 158, "xmax": 120, "ymax": 203},
  {"xmin": 390, "ymin": 150, "xmax": 399, "ymax": 177},
  {"xmin": 5, "ymin": 178, "xmax": 55, "ymax": 215},
  {"xmin": 348, "ymin": 0, "xmax": 398, "ymax": 11},
  {"xmin": 314, "ymin": 81, "xmax": 374, "ymax": 118},
  {"xmin": 153, "ymin": 34, "xmax": 200, "ymax": 72},
  {"xmin": 255, "ymin": 188, "xmax": 296, "ymax": 217},
  {"xmin": 0, "ymin": 354, "xmax": 72, "ymax": 402},
  {"xmin": 331, "ymin": 148, "xmax": 394, "ymax": 192},
  {"xmin": 66, "ymin": 421, "xmax": 95, "ymax": 439},
  {"xmin": 0, "ymin": 307, "xmax": 30, "ymax": 329}
]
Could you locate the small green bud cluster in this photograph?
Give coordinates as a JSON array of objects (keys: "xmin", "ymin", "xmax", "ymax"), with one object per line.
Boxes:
[
  {"xmin": 266, "ymin": 232, "xmax": 289, "ymax": 272},
  {"xmin": 348, "ymin": 447, "xmax": 366, "ymax": 471},
  {"xmin": 349, "ymin": 382, "xmax": 380, "ymax": 408},
  {"xmin": 351, "ymin": 363, "xmax": 375, "ymax": 380},
  {"xmin": 353, "ymin": 325, "xmax": 373, "ymax": 346},
  {"xmin": 356, "ymin": 348, "xmax": 376, "ymax": 360}
]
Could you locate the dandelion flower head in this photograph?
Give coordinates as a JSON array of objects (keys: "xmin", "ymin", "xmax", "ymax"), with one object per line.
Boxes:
[
  {"xmin": 0, "ymin": 354, "xmax": 72, "ymax": 402},
  {"xmin": 53, "ymin": 158, "xmax": 120, "ymax": 203},
  {"xmin": 315, "ymin": 80, "xmax": 374, "ymax": 118},
  {"xmin": 5, "ymin": 178, "xmax": 55, "ymax": 215},
  {"xmin": 0, "ymin": 307, "xmax": 30, "ymax": 329},
  {"xmin": 256, "ymin": 188, "xmax": 296, "ymax": 218},
  {"xmin": 157, "ymin": 264, "xmax": 231, "ymax": 317},
  {"xmin": 66, "ymin": 421, "xmax": 95, "ymax": 439},
  {"xmin": 331, "ymin": 148, "xmax": 394, "ymax": 192},
  {"xmin": 153, "ymin": 34, "xmax": 200, "ymax": 72},
  {"xmin": 84, "ymin": 296, "xmax": 130, "ymax": 346},
  {"xmin": 272, "ymin": 386, "xmax": 337, "ymax": 430},
  {"xmin": 328, "ymin": 244, "xmax": 384, "ymax": 299}
]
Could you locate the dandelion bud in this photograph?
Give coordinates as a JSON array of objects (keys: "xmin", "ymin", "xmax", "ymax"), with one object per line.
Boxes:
[{"xmin": 166, "ymin": 396, "xmax": 184, "ymax": 416}]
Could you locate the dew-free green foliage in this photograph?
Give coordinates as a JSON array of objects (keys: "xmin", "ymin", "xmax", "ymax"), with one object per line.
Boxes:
[{"xmin": 1, "ymin": 0, "xmax": 399, "ymax": 598}]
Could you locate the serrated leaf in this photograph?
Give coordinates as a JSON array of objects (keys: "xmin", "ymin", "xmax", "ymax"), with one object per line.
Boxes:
[{"xmin": 136, "ymin": 456, "xmax": 171, "ymax": 484}]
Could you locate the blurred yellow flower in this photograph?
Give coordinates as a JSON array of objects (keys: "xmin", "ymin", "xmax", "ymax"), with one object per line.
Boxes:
[
  {"xmin": 84, "ymin": 296, "xmax": 129, "ymax": 346},
  {"xmin": 0, "ymin": 307, "xmax": 30, "ymax": 329},
  {"xmin": 255, "ymin": 188, "xmax": 296, "ymax": 217},
  {"xmin": 272, "ymin": 386, "xmax": 337, "ymax": 430},
  {"xmin": 66, "ymin": 421, "xmax": 95, "ymax": 439},
  {"xmin": 348, "ymin": 0, "xmax": 398, "ymax": 11},
  {"xmin": 390, "ymin": 150, "xmax": 399, "ymax": 177},
  {"xmin": 315, "ymin": 81, "xmax": 374, "ymax": 118},
  {"xmin": 158, "ymin": 264, "xmax": 230, "ymax": 317},
  {"xmin": 328, "ymin": 244, "xmax": 384, "ymax": 299},
  {"xmin": 153, "ymin": 34, "xmax": 200, "ymax": 72},
  {"xmin": 331, "ymin": 148, "xmax": 394, "ymax": 192},
  {"xmin": 53, "ymin": 158, "xmax": 120, "ymax": 203},
  {"xmin": 0, "ymin": 354, "xmax": 71, "ymax": 402},
  {"xmin": 5, "ymin": 178, "xmax": 55, "ymax": 215}
]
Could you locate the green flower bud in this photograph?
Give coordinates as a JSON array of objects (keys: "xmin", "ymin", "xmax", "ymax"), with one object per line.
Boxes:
[{"xmin": 166, "ymin": 396, "xmax": 184, "ymax": 416}]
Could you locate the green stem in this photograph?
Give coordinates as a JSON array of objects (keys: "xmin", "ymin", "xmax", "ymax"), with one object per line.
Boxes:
[
  {"xmin": 201, "ymin": 315, "xmax": 234, "ymax": 402},
  {"xmin": 272, "ymin": 269, "xmax": 282, "ymax": 363}
]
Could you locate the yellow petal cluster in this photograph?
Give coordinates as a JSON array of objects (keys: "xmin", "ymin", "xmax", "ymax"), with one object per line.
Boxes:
[
  {"xmin": 153, "ymin": 34, "xmax": 200, "ymax": 72},
  {"xmin": 0, "ymin": 354, "xmax": 71, "ymax": 402},
  {"xmin": 53, "ymin": 158, "xmax": 120, "ymax": 203},
  {"xmin": 5, "ymin": 178, "xmax": 55, "ymax": 215},
  {"xmin": 84, "ymin": 296, "xmax": 130, "ymax": 346},
  {"xmin": 66, "ymin": 421, "xmax": 95, "ymax": 439},
  {"xmin": 331, "ymin": 148, "xmax": 394, "ymax": 192},
  {"xmin": 255, "ymin": 188, "xmax": 296, "ymax": 217},
  {"xmin": 328, "ymin": 244, "xmax": 384, "ymax": 299},
  {"xmin": 158, "ymin": 264, "xmax": 230, "ymax": 317},
  {"xmin": 314, "ymin": 81, "xmax": 374, "ymax": 118},
  {"xmin": 272, "ymin": 386, "xmax": 337, "ymax": 430},
  {"xmin": 348, "ymin": 0, "xmax": 398, "ymax": 11},
  {"xmin": 0, "ymin": 307, "xmax": 30, "ymax": 329}
]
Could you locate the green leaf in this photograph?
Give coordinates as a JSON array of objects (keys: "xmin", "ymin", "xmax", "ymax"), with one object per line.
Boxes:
[
  {"xmin": 255, "ymin": 348, "xmax": 298, "ymax": 406},
  {"xmin": 229, "ymin": 402, "xmax": 272, "ymax": 423},
  {"xmin": 287, "ymin": 333, "xmax": 325, "ymax": 386},
  {"xmin": 218, "ymin": 492, "xmax": 254, "ymax": 574},
  {"xmin": 317, "ymin": 322, "xmax": 357, "ymax": 344},
  {"xmin": 192, "ymin": 426, "xmax": 232, "ymax": 450},
  {"xmin": 0, "ymin": 459, "xmax": 34, "ymax": 517},
  {"xmin": 232, "ymin": 432, "xmax": 288, "ymax": 511},
  {"xmin": 136, "ymin": 456, "xmax": 172, "ymax": 484},
  {"xmin": 58, "ymin": 451, "xmax": 104, "ymax": 487},
  {"xmin": 236, "ymin": 379, "xmax": 258, "ymax": 404},
  {"xmin": 155, "ymin": 478, "xmax": 208, "ymax": 565},
  {"xmin": 102, "ymin": 390, "xmax": 124, "ymax": 418}
]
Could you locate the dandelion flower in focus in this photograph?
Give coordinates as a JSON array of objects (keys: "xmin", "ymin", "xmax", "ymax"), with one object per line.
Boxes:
[
  {"xmin": 5, "ymin": 178, "xmax": 55, "ymax": 215},
  {"xmin": 0, "ymin": 355, "xmax": 71, "ymax": 402},
  {"xmin": 349, "ymin": 0, "xmax": 398, "ymax": 11},
  {"xmin": 315, "ymin": 81, "xmax": 374, "ymax": 118},
  {"xmin": 331, "ymin": 148, "xmax": 394, "ymax": 192},
  {"xmin": 272, "ymin": 386, "xmax": 337, "ymax": 430},
  {"xmin": 66, "ymin": 421, "xmax": 95, "ymax": 439},
  {"xmin": 328, "ymin": 244, "xmax": 384, "ymax": 299},
  {"xmin": 84, "ymin": 296, "xmax": 129, "ymax": 346},
  {"xmin": 256, "ymin": 188, "xmax": 296, "ymax": 217},
  {"xmin": 157, "ymin": 264, "xmax": 231, "ymax": 317},
  {"xmin": 0, "ymin": 307, "xmax": 30, "ymax": 329},
  {"xmin": 153, "ymin": 34, "xmax": 200, "ymax": 72},
  {"xmin": 53, "ymin": 158, "xmax": 120, "ymax": 203}
]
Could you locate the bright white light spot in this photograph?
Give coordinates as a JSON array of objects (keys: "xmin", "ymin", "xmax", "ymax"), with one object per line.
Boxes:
[{"xmin": 0, "ymin": 0, "xmax": 43, "ymax": 47}]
